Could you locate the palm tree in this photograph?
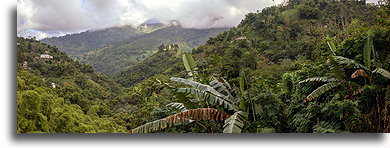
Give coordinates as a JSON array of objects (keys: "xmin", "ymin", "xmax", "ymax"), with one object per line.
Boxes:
[{"xmin": 130, "ymin": 53, "xmax": 252, "ymax": 133}]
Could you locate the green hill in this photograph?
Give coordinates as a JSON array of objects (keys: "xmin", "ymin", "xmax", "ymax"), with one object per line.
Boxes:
[
  {"xmin": 40, "ymin": 24, "xmax": 166, "ymax": 57},
  {"xmin": 17, "ymin": 37, "xmax": 125, "ymax": 133},
  {"xmin": 113, "ymin": 49, "xmax": 183, "ymax": 87},
  {"xmin": 17, "ymin": 0, "xmax": 390, "ymax": 133},
  {"xmin": 121, "ymin": 1, "xmax": 390, "ymax": 133},
  {"xmin": 16, "ymin": 37, "xmax": 186, "ymax": 133},
  {"xmin": 77, "ymin": 26, "xmax": 229, "ymax": 74}
]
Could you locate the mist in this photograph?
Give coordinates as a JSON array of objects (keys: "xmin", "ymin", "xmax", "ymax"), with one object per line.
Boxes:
[{"xmin": 17, "ymin": 0, "xmax": 284, "ymax": 39}]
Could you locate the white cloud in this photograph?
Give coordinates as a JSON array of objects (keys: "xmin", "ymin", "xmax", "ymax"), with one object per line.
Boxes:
[{"xmin": 16, "ymin": 0, "xmax": 284, "ymax": 39}]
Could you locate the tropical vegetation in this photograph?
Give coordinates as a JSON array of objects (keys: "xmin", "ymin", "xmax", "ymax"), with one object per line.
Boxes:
[{"xmin": 17, "ymin": 0, "xmax": 389, "ymax": 133}]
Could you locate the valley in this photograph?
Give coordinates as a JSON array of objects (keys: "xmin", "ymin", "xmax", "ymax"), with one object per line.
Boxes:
[{"xmin": 17, "ymin": 0, "xmax": 390, "ymax": 133}]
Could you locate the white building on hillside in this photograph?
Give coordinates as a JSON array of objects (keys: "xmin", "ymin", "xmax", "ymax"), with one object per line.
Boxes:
[{"xmin": 40, "ymin": 54, "xmax": 53, "ymax": 59}]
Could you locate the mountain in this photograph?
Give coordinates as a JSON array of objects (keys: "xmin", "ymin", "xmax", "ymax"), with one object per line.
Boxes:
[
  {"xmin": 42, "ymin": 24, "xmax": 228, "ymax": 75},
  {"xmin": 18, "ymin": 0, "xmax": 389, "ymax": 133},
  {"xmin": 40, "ymin": 23, "xmax": 167, "ymax": 58},
  {"xmin": 77, "ymin": 26, "xmax": 229, "ymax": 74}
]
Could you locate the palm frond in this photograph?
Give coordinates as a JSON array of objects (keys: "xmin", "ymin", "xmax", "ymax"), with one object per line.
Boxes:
[
  {"xmin": 327, "ymin": 42, "xmax": 337, "ymax": 56},
  {"xmin": 171, "ymin": 77, "xmax": 223, "ymax": 97},
  {"xmin": 209, "ymin": 77, "xmax": 238, "ymax": 103},
  {"xmin": 373, "ymin": 68, "xmax": 390, "ymax": 79},
  {"xmin": 239, "ymin": 71, "xmax": 246, "ymax": 111},
  {"xmin": 299, "ymin": 77, "xmax": 337, "ymax": 84},
  {"xmin": 304, "ymin": 82, "xmax": 340, "ymax": 102},
  {"xmin": 130, "ymin": 108, "xmax": 231, "ymax": 133},
  {"xmin": 351, "ymin": 69, "xmax": 369, "ymax": 79},
  {"xmin": 332, "ymin": 56, "xmax": 369, "ymax": 71},
  {"xmin": 167, "ymin": 103, "xmax": 187, "ymax": 112},
  {"xmin": 171, "ymin": 77, "xmax": 238, "ymax": 110},
  {"xmin": 363, "ymin": 31, "xmax": 373, "ymax": 69},
  {"xmin": 223, "ymin": 111, "xmax": 248, "ymax": 133},
  {"xmin": 329, "ymin": 56, "xmax": 344, "ymax": 80},
  {"xmin": 182, "ymin": 53, "xmax": 198, "ymax": 79},
  {"xmin": 176, "ymin": 88, "xmax": 238, "ymax": 111}
]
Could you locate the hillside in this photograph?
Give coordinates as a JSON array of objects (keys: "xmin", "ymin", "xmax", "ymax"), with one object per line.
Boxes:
[
  {"xmin": 17, "ymin": 37, "xmax": 185, "ymax": 133},
  {"xmin": 40, "ymin": 23, "xmax": 166, "ymax": 57},
  {"xmin": 17, "ymin": 37, "xmax": 126, "ymax": 133},
  {"xmin": 77, "ymin": 26, "xmax": 229, "ymax": 74},
  {"xmin": 113, "ymin": 49, "xmax": 183, "ymax": 87},
  {"xmin": 123, "ymin": 1, "xmax": 390, "ymax": 133},
  {"xmin": 17, "ymin": 0, "xmax": 390, "ymax": 133},
  {"xmin": 193, "ymin": 0, "xmax": 380, "ymax": 78}
]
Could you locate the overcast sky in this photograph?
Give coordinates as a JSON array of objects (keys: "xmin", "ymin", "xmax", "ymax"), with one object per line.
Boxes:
[{"xmin": 17, "ymin": 0, "xmax": 379, "ymax": 39}]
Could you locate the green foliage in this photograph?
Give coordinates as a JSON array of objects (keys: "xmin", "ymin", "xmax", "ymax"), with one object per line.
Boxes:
[
  {"xmin": 302, "ymin": 81, "xmax": 340, "ymax": 102},
  {"xmin": 114, "ymin": 50, "xmax": 181, "ymax": 87},
  {"xmin": 41, "ymin": 25, "xmax": 145, "ymax": 56},
  {"xmin": 182, "ymin": 53, "xmax": 198, "ymax": 80},
  {"xmin": 171, "ymin": 77, "xmax": 238, "ymax": 111},
  {"xmin": 18, "ymin": 1, "xmax": 390, "ymax": 133},
  {"xmin": 373, "ymin": 68, "xmax": 390, "ymax": 79},
  {"xmin": 17, "ymin": 37, "xmax": 126, "ymax": 133},
  {"xmin": 313, "ymin": 121, "xmax": 341, "ymax": 133},
  {"xmin": 297, "ymin": 4, "xmax": 319, "ymax": 19},
  {"xmin": 363, "ymin": 31, "xmax": 374, "ymax": 69},
  {"xmin": 223, "ymin": 111, "xmax": 248, "ymax": 133},
  {"xmin": 131, "ymin": 108, "xmax": 230, "ymax": 133},
  {"xmin": 52, "ymin": 26, "xmax": 228, "ymax": 75}
]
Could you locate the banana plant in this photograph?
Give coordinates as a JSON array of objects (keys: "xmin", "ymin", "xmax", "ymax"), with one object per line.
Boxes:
[
  {"xmin": 300, "ymin": 32, "xmax": 390, "ymax": 132},
  {"xmin": 182, "ymin": 53, "xmax": 198, "ymax": 80},
  {"xmin": 300, "ymin": 33, "xmax": 389, "ymax": 102},
  {"xmin": 130, "ymin": 53, "xmax": 249, "ymax": 133}
]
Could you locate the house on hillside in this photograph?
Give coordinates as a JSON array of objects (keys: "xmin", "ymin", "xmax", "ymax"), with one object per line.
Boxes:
[
  {"xmin": 22, "ymin": 61, "xmax": 28, "ymax": 69},
  {"xmin": 367, "ymin": 3, "xmax": 376, "ymax": 6},
  {"xmin": 235, "ymin": 36, "xmax": 247, "ymax": 40},
  {"xmin": 39, "ymin": 54, "xmax": 53, "ymax": 59}
]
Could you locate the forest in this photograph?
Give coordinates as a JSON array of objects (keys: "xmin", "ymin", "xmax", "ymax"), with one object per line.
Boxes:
[{"xmin": 17, "ymin": 0, "xmax": 389, "ymax": 133}]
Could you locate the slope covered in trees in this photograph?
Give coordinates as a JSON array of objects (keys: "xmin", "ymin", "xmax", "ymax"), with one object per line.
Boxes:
[
  {"xmin": 126, "ymin": 0, "xmax": 390, "ymax": 133},
  {"xmin": 77, "ymin": 26, "xmax": 229, "ymax": 74},
  {"xmin": 113, "ymin": 48, "xmax": 183, "ymax": 87},
  {"xmin": 42, "ymin": 24, "xmax": 228, "ymax": 75},
  {"xmin": 17, "ymin": 37, "xmax": 190, "ymax": 133},
  {"xmin": 17, "ymin": 0, "xmax": 390, "ymax": 133},
  {"xmin": 40, "ymin": 25, "xmax": 144, "ymax": 57}
]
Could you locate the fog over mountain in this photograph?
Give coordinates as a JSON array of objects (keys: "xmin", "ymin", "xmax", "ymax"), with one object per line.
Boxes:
[{"xmin": 17, "ymin": 0, "xmax": 288, "ymax": 39}]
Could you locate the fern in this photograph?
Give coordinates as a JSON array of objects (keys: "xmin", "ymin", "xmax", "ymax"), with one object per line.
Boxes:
[
  {"xmin": 223, "ymin": 111, "xmax": 248, "ymax": 133},
  {"xmin": 130, "ymin": 108, "xmax": 230, "ymax": 133},
  {"xmin": 304, "ymin": 82, "xmax": 340, "ymax": 102},
  {"xmin": 373, "ymin": 68, "xmax": 390, "ymax": 79}
]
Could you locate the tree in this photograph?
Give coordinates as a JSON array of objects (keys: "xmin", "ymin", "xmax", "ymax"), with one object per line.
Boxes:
[
  {"xmin": 158, "ymin": 44, "xmax": 165, "ymax": 52},
  {"xmin": 300, "ymin": 36, "xmax": 390, "ymax": 132}
]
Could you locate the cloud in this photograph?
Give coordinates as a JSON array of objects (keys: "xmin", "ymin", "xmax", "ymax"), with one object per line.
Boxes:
[{"xmin": 17, "ymin": 0, "xmax": 285, "ymax": 39}]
